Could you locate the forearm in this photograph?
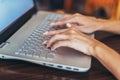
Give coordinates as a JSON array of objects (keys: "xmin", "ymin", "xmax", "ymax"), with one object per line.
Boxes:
[
  {"xmin": 98, "ymin": 19, "xmax": 120, "ymax": 34},
  {"xmin": 92, "ymin": 42, "xmax": 120, "ymax": 79}
]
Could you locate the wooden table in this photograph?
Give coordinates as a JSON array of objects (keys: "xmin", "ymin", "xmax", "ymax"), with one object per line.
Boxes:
[{"xmin": 0, "ymin": 32, "xmax": 119, "ymax": 80}]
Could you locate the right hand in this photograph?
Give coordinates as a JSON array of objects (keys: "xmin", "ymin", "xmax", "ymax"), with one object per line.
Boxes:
[{"xmin": 51, "ymin": 13, "xmax": 104, "ymax": 33}]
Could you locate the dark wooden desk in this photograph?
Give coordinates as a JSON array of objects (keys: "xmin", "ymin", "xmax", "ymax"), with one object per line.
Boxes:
[{"xmin": 0, "ymin": 32, "xmax": 119, "ymax": 80}]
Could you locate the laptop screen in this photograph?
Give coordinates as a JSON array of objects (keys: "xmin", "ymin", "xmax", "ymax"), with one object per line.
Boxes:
[{"xmin": 0, "ymin": 0, "xmax": 34, "ymax": 33}]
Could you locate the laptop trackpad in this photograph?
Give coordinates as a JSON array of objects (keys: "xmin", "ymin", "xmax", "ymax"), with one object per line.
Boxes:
[{"xmin": 53, "ymin": 47, "xmax": 91, "ymax": 68}]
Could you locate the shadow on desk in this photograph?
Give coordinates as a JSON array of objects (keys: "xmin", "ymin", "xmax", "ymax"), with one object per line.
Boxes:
[{"xmin": 0, "ymin": 32, "xmax": 119, "ymax": 80}]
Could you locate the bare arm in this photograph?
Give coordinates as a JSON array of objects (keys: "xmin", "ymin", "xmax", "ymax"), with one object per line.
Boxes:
[
  {"xmin": 92, "ymin": 39, "xmax": 120, "ymax": 79},
  {"xmin": 99, "ymin": 19, "xmax": 120, "ymax": 34}
]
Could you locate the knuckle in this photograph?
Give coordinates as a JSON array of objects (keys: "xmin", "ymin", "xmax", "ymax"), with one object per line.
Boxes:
[
  {"xmin": 68, "ymin": 30, "xmax": 76, "ymax": 38},
  {"xmin": 74, "ymin": 17, "xmax": 79, "ymax": 20},
  {"xmin": 69, "ymin": 29, "xmax": 75, "ymax": 33},
  {"xmin": 54, "ymin": 34, "xmax": 59, "ymax": 38},
  {"xmin": 74, "ymin": 13, "xmax": 80, "ymax": 16}
]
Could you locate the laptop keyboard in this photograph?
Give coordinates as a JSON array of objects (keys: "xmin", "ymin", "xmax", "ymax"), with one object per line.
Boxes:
[{"xmin": 15, "ymin": 13, "xmax": 63, "ymax": 60}]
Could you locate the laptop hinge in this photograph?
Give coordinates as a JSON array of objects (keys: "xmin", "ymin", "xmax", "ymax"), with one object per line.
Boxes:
[{"xmin": 0, "ymin": 42, "xmax": 9, "ymax": 48}]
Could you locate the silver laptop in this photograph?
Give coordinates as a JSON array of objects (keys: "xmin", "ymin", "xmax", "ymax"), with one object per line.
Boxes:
[{"xmin": 0, "ymin": 0, "xmax": 92, "ymax": 72}]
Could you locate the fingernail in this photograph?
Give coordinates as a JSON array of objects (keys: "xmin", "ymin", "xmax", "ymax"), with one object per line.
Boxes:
[
  {"xmin": 43, "ymin": 31, "xmax": 48, "ymax": 35},
  {"xmin": 51, "ymin": 48, "xmax": 55, "ymax": 51},
  {"xmin": 46, "ymin": 44, "xmax": 50, "ymax": 48},
  {"xmin": 66, "ymin": 23, "xmax": 71, "ymax": 28}
]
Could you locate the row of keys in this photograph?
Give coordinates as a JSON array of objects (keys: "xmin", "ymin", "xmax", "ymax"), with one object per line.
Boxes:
[{"xmin": 15, "ymin": 13, "xmax": 63, "ymax": 60}]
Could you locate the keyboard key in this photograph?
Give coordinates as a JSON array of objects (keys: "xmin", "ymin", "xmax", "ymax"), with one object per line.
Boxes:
[{"xmin": 15, "ymin": 14, "xmax": 63, "ymax": 60}]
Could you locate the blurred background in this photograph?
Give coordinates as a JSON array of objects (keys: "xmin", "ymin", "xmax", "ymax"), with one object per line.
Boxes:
[{"xmin": 35, "ymin": 0, "xmax": 120, "ymax": 20}]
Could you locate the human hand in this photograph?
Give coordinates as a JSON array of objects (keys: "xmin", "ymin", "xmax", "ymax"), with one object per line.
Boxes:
[
  {"xmin": 43, "ymin": 27, "xmax": 100, "ymax": 56},
  {"xmin": 51, "ymin": 13, "xmax": 103, "ymax": 33}
]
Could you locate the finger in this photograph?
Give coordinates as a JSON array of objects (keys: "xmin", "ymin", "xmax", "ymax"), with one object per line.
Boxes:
[
  {"xmin": 59, "ymin": 15, "xmax": 71, "ymax": 21},
  {"xmin": 60, "ymin": 13, "xmax": 82, "ymax": 21},
  {"xmin": 50, "ymin": 13, "xmax": 85, "ymax": 27},
  {"xmin": 76, "ymin": 25, "xmax": 94, "ymax": 33},
  {"xmin": 66, "ymin": 23, "xmax": 72, "ymax": 28},
  {"xmin": 66, "ymin": 24, "xmax": 94, "ymax": 34},
  {"xmin": 51, "ymin": 40, "xmax": 85, "ymax": 52},
  {"xmin": 50, "ymin": 21, "xmax": 66, "ymax": 27},
  {"xmin": 50, "ymin": 17, "xmax": 79, "ymax": 28},
  {"xmin": 88, "ymin": 16, "xmax": 96, "ymax": 20},
  {"xmin": 51, "ymin": 40, "xmax": 71, "ymax": 51},
  {"xmin": 66, "ymin": 23, "xmax": 80, "ymax": 28},
  {"xmin": 46, "ymin": 34, "xmax": 69, "ymax": 47},
  {"xmin": 43, "ymin": 29, "xmax": 68, "ymax": 36}
]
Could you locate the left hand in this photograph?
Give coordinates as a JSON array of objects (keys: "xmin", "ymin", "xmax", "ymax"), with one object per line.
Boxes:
[{"xmin": 50, "ymin": 13, "xmax": 103, "ymax": 33}]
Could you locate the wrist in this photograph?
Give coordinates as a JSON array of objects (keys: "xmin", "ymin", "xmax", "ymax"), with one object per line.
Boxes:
[
  {"xmin": 90, "ymin": 42, "xmax": 111, "ymax": 59},
  {"xmin": 88, "ymin": 40, "xmax": 105, "ymax": 58},
  {"xmin": 88, "ymin": 40, "xmax": 99, "ymax": 57},
  {"xmin": 95, "ymin": 18, "xmax": 110, "ymax": 31}
]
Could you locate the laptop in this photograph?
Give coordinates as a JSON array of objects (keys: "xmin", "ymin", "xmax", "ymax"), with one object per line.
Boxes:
[{"xmin": 0, "ymin": 0, "xmax": 92, "ymax": 72}]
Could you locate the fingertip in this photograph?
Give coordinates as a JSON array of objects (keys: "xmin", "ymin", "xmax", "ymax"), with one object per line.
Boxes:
[
  {"xmin": 51, "ymin": 47, "xmax": 55, "ymax": 51},
  {"xmin": 43, "ymin": 31, "xmax": 48, "ymax": 35},
  {"xmin": 50, "ymin": 22, "xmax": 57, "ymax": 27}
]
